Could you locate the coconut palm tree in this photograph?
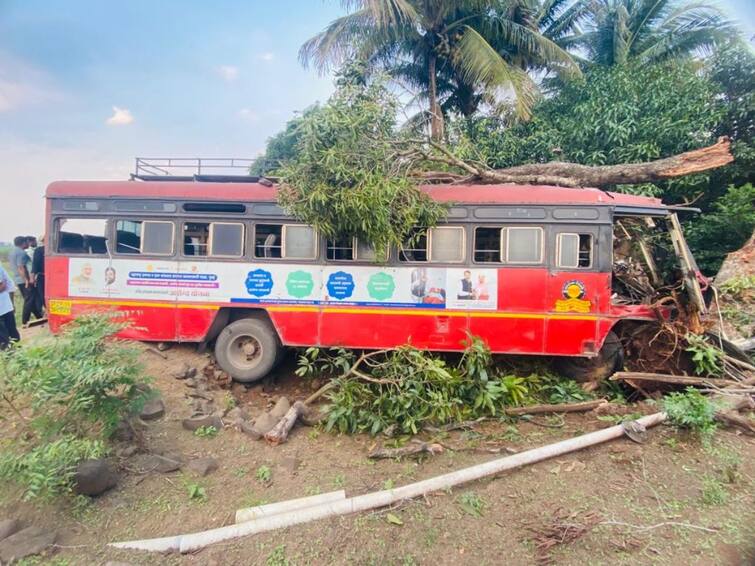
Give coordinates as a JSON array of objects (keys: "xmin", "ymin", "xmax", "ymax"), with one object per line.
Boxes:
[
  {"xmin": 300, "ymin": 0, "xmax": 580, "ymax": 140},
  {"xmin": 569, "ymin": 0, "xmax": 736, "ymax": 66}
]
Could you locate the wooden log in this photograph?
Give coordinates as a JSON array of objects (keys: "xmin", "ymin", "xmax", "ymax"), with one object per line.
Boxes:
[
  {"xmin": 264, "ymin": 401, "xmax": 307, "ymax": 446},
  {"xmin": 715, "ymin": 410, "xmax": 755, "ymax": 435},
  {"xmin": 368, "ymin": 441, "xmax": 444, "ymax": 460},
  {"xmin": 610, "ymin": 372, "xmax": 741, "ymax": 388},
  {"xmin": 503, "ymin": 398, "xmax": 607, "ymax": 416}
]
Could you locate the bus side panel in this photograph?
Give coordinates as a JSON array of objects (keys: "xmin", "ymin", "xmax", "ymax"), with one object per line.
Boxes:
[
  {"xmin": 544, "ymin": 271, "xmax": 610, "ymax": 355},
  {"xmin": 46, "ymin": 256, "xmax": 178, "ymax": 340},
  {"xmin": 471, "ymin": 267, "xmax": 547, "ymax": 354},
  {"xmin": 317, "ymin": 310, "xmax": 469, "ymax": 350},
  {"xmin": 269, "ymin": 309, "xmax": 321, "ymax": 347},
  {"xmin": 176, "ymin": 306, "xmax": 218, "ymax": 342}
]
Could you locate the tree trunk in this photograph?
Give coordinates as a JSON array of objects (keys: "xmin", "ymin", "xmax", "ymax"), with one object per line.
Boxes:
[
  {"xmin": 421, "ymin": 137, "xmax": 734, "ymax": 188},
  {"xmin": 428, "ymin": 52, "xmax": 444, "ymax": 141}
]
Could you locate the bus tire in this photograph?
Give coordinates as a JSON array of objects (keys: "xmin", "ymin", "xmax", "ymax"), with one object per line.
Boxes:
[
  {"xmin": 214, "ymin": 318, "xmax": 281, "ymax": 383},
  {"xmin": 555, "ymin": 331, "xmax": 623, "ymax": 383}
]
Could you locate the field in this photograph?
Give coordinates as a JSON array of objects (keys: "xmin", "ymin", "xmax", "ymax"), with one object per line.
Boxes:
[{"xmin": 0, "ymin": 327, "xmax": 752, "ymax": 566}]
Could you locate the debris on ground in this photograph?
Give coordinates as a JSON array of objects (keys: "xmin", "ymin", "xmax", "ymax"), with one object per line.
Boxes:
[{"xmin": 524, "ymin": 508, "xmax": 603, "ymax": 564}]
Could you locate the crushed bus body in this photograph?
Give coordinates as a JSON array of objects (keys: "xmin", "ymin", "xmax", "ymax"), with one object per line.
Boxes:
[{"xmin": 44, "ymin": 178, "xmax": 706, "ymax": 383}]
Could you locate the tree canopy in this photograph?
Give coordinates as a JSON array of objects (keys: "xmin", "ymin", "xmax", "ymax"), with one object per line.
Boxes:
[{"xmin": 276, "ymin": 69, "xmax": 447, "ymax": 258}]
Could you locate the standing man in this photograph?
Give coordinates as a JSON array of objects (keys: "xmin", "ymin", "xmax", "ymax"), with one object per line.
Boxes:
[
  {"xmin": 9, "ymin": 236, "xmax": 43, "ymax": 327},
  {"xmin": 31, "ymin": 235, "xmax": 46, "ymax": 316},
  {"xmin": 0, "ymin": 264, "xmax": 20, "ymax": 348}
]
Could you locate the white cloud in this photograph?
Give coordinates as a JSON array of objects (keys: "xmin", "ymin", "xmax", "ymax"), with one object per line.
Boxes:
[
  {"xmin": 217, "ymin": 65, "xmax": 239, "ymax": 81},
  {"xmin": 106, "ymin": 106, "xmax": 134, "ymax": 126},
  {"xmin": 256, "ymin": 52, "xmax": 275, "ymax": 62},
  {"xmin": 238, "ymin": 108, "xmax": 259, "ymax": 123}
]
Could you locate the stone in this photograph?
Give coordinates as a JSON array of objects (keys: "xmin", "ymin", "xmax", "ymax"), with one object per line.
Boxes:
[
  {"xmin": 116, "ymin": 445, "xmax": 139, "ymax": 459},
  {"xmin": 112, "ymin": 420, "xmax": 135, "ymax": 442},
  {"xmin": 0, "ymin": 527, "xmax": 57, "ymax": 562},
  {"xmin": 73, "ymin": 459, "xmax": 118, "ymax": 496},
  {"xmin": 105, "ymin": 562, "xmax": 136, "ymax": 566},
  {"xmin": 0, "ymin": 519, "xmax": 21, "ymax": 542},
  {"xmin": 224, "ymin": 406, "xmax": 249, "ymax": 427},
  {"xmin": 187, "ymin": 457, "xmax": 219, "ymax": 477},
  {"xmin": 173, "ymin": 362, "xmax": 197, "ymax": 380},
  {"xmin": 140, "ymin": 398, "xmax": 165, "ymax": 421},
  {"xmin": 240, "ymin": 421, "xmax": 263, "ymax": 440},
  {"xmin": 253, "ymin": 412, "xmax": 279, "ymax": 434},
  {"xmin": 132, "ymin": 454, "xmax": 182, "ymax": 474},
  {"xmin": 182, "ymin": 414, "xmax": 223, "ymax": 432},
  {"xmin": 270, "ymin": 397, "xmax": 291, "ymax": 420}
]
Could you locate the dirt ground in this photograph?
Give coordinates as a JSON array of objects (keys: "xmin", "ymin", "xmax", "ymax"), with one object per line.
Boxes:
[{"xmin": 1, "ymin": 328, "xmax": 753, "ymax": 566}]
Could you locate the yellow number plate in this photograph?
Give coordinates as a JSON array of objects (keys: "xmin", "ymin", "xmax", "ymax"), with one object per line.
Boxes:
[{"xmin": 48, "ymin": 299, "xmax": 72, "ymax": 316}]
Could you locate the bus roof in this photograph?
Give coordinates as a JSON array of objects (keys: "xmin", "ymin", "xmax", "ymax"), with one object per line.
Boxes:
[{"xmin": 46, "ymin": 180, "xmax": 665, "ymax": 209}]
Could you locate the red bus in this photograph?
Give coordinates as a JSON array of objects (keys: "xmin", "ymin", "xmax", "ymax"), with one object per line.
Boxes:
[{"xmin": 44, "ymin": 178, "xmax": 706, "ymax": 383}]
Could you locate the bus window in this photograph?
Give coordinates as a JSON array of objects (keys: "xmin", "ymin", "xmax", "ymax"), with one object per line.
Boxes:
[
  {"xmin": 356, "ymin": 240, "xmax": 379, "ymax": 261},
  {"xmin": 254, "ymin": 224, "xmax": 282, "ymax": 258},
  {"xmin": 429, "ymin": 227, "xmax": 465, "ymax": 262},
  {"xmin": 506, "ymin": 227, "xmax": 543, "ymax": 264},
  {"xmin": 326, "ymin": 237, "xmax": 354, "ymax": 261},
  {"xmin": 283, "ymin": 225, "xmax": 317, "ymax": 259},
  {"xmin": 399, "ymin": 229, "xmax": 428, "ymax": 262},
  {"xmin": 557, "ymin": 233, "xmax": 592, "ymax": 268},
  {"xmin": 474, "ymin": 227, "xmax": 503, "ymax": 263},
  {"xmin": 183, "ymin": 222, "xmax": 209, "ymax": 256},
  {"xmin": 211, "ymin": 223, "xmax": 244, "ymax": 257},
  {"xmin": 116, "ymin": 220, "xmax": 174, "ymax": 255},
  {"xmin": 56, "ymin": 218, "xmax": 108, "ymax": 254}
]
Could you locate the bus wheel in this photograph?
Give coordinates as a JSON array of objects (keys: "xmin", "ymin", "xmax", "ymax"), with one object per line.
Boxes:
[
  {"xmin": 555, "ymin": 332, "xmax": 624, "ymax": 383},
  {"xmin": 214, "ymin": 318, "xmax": 281, "ymax": 383}
]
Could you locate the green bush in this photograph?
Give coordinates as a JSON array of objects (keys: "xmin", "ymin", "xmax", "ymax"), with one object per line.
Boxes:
[
  {"xmin": 663, "ymin": 388, "xmax": 717, "ymax": 438},
  {"xmin": 0, "ymin": 314, "xmax": 150, "ymax": 499},
  {"xmin": 307, "ymin": 337, "xmax": 535, "ymax": 436}
]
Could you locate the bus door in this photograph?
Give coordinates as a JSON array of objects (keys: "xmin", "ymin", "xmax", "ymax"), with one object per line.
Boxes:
[
  {"xmin": 545, "ymin": 225, "xmax": 606, "ymax": 355},
  {"xmin": 468, "ymin": 225, "xmax": 548, "ymax": 354}
]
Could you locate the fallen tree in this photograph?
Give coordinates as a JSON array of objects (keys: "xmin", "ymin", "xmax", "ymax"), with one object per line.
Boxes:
[{"xmin": 412, "ymin": 137, "xmax": 734, "ymax": 188}]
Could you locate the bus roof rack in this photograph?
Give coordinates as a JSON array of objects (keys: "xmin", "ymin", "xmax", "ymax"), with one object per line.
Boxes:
[{"xmin": 132, "ymin": 157, "xmax": 260, "ymax": 182}]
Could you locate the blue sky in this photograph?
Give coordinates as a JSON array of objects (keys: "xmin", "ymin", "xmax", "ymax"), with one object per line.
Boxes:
[{"xmin": 0, "ymin": 0, "xmax": 752, "ymax": 241}]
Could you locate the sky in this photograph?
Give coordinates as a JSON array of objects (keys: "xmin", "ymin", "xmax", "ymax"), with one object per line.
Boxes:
[{"xmin": 0, "ymin": 0, "xmax": 753, "ymax": 242}]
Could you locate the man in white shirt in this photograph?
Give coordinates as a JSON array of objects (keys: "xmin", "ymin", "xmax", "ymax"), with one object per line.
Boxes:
[{"xmin": 0, "ymin": 265, "xmax": 20, "ymax": 349}]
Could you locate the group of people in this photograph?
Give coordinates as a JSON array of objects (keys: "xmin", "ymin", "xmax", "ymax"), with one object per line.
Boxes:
[{"xmin": 0, "ymin": 235, "xmax": 45, "ymax": 349}]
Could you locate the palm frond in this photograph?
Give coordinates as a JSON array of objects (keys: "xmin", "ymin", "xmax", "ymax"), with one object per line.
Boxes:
[
  {"xmin": 299, "ymin": 9, "xmax": 379, "ymax": 70},
  {"xmin": 341, "ymin": 0, "xmax": 420, "ymax": 27},
  {"xmin": 487, "ymin": 14, "xmax": 582, "ymax": 76},
  {"xmin": 455, "ymin": 26, "xmax": 538, "ymax": 120}
]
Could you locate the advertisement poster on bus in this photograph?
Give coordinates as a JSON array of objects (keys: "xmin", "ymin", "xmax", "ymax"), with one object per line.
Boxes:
[{"xmin": 68, "ymin": 258, "xmax": 498, "ymax": 310}]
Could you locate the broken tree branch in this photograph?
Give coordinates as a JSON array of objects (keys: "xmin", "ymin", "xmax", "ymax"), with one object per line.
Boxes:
[{"xmin": 414, "ymin": 137, "xmax": 733, "ymax": 188}]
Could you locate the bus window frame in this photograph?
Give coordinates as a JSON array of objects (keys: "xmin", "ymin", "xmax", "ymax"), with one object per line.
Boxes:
[
  {"xmin": 428, "ymin": 226, "xmax": 466, "ymax": 263},
  {"xmin": 505, "ymin": 226, "xmax": 544, "ymax": 265},
  {"xmin": 114, "ymin": 218, "xmax": 176, "ymax": 257},
  {"xmin": 556, "ymin": 232, "xmax": 593, "ymax": 269},
  {"xmin": 399, "ymin": 226, "xmax": 466, "ymax": 264},
  {"xmin": 209, "ymin": 221, "xmax": 245, "ymax": 259},
  {"xmin": 53, "ymin": 216, "xmax": 110, "ymax": 256},
  {"xmin": 252, "ymin": 223, "xmax": 317, "ymax": 261}
]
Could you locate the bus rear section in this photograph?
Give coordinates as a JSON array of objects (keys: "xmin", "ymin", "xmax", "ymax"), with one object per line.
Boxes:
[{"xmin": 44, "ymin": 180, "xmax": 705, "ymax": 383}]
